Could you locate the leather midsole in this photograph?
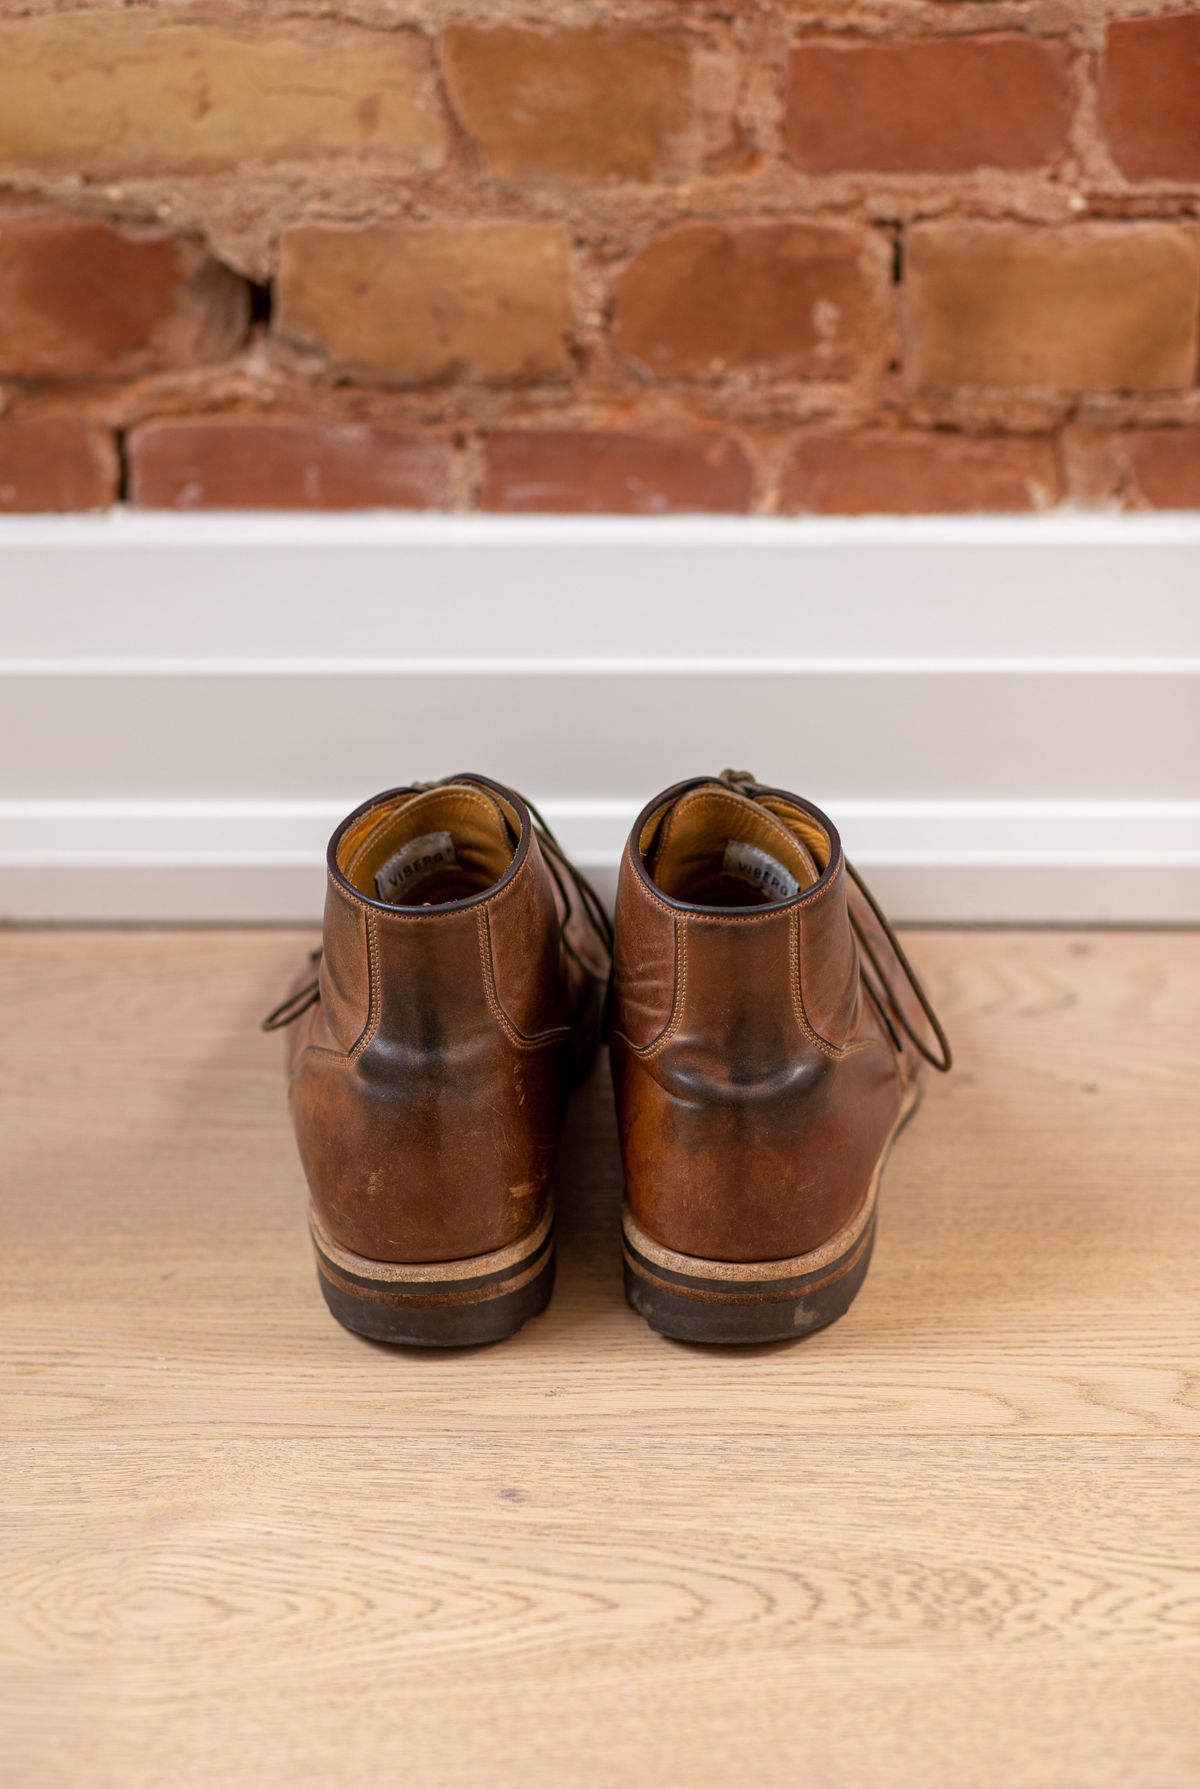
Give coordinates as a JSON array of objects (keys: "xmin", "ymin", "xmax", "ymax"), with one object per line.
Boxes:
[
  {"xmin": 624, "ymin": 1217, "xmax": 874, "ymax": 1304},
  {"xmin": 317, "ymin": 1240, "xmax": 553, "ymax": 1308},
  {"xmin": 310, "ymin": 1200, "xmax": 554, "ymax": 1296}
]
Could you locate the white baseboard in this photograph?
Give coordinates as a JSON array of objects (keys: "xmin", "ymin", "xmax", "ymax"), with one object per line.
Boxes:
[
  {"xmin": 2, "ymin": 513, "xmax": 1198, "ymax": 923},
  {"xmin": 1, "ymin": 797, "xmax": 1198, "ymax": 922}
]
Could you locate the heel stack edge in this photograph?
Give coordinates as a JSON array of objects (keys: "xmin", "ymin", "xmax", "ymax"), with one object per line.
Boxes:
[
  {"xmin": 622, "ymin": 1217, "xmax": 875, "ymax": 1345},
  {"xmin": 311, "ymin": 1204, "xmax": 555, "ymax": 1347}
]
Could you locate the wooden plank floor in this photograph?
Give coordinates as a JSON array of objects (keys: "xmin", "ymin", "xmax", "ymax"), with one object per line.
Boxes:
[{"xmin": 1, "ymin": 929, "xmax": 1197, "ymax": 1789}]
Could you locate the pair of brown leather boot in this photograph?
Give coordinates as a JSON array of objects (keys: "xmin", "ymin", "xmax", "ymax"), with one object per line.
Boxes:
[{"xmin": 265, "ymin": 771, "xmax": 950, "ymax": 1347}]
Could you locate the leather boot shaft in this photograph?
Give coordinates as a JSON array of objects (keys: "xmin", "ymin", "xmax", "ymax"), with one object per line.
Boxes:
[
  {"xmin": 611, "ymin": 776, "xmax": 919, "ymax": 1265},
  {"xmin": 286, "ymin": 778, "xmax": 604, "ymax": 1268}
]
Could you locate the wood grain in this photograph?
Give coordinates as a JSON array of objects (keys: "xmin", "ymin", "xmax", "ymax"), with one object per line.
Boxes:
[{"xmin": 1, "ymin": 929, "xmax": 1197, "ymax": 1788}]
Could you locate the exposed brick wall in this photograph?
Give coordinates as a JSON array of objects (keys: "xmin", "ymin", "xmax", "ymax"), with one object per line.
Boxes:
[{"xmin": 1, "ymin": 1, "xmax": 1198, "ymax": 514}]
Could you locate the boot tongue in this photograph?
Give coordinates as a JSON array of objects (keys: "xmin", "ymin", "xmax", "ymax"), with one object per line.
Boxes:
[
  {"xmin": 647, "ymin": 783, "xmax": 822, "ymax": 908},
  {"xmin": 340, "ymin": 781, "xmax": 517, "ymax": 906}
]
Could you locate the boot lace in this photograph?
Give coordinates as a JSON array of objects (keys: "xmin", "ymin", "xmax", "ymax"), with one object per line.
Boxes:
[{"xmin": 718, "ymin": 769, "xmax": 952, "ymax": 1072}]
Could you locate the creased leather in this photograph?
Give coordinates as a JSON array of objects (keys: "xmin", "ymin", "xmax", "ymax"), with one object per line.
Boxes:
[
  {"xmin": 284, "ymin": 782, "xmax": 603, "ymax": 1264},
  {"xmin": 610, "ymin": 849, "xmax": 677, "ymax": 1050},
  {"xmin": 611, "ymin": 779, "xmax": 915, "ymax": 1263}
]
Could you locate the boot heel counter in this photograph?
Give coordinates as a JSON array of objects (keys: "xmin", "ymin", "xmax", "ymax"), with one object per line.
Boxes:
[
  {"xmin": 291, "ymin": 1036, "xmax": 564, "ymax": 1264},
  {"xmin": 613, "ymin": 1022, "xmax": 904, "ymax": 1264},
  {"xmin": 612, "ymin": 1031, "xmax": 823, "ymax": 1261},
  {"xmin": 612, "ymin": 901, "xmax": 902, "ymax": 1262},
  {"xmin": 293, "ymin": 871, "xmax": 575, "ymax": 1265}
]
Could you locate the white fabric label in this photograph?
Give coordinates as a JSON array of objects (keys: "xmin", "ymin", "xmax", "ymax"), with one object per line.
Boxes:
[
  {"xmin": 375, "ymin": 831, "xmax": 457, "ymax": 903},
  {"xmin": 722, "ymin": 838, "xmax": 800, "ymax": 902}
]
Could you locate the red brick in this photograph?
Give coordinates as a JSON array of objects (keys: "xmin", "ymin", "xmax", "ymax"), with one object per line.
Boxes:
[
  {"xmin": 1122, "ymin": 430, "xmax": 1200, "ymax": 509},
  {"xmin": 1100, "ymin": 13, "xmax": 1200, "ymax": 182},
  {"xmin": 442, "ymin": 27, "xmax": 738, "ymax": 183},
  {"xmin": 787, "ymin": 35, "xmax": 1071, "ymax": 174},
  {"xmin": 0, "ymin": 215, "xmax": 247, "ymax": 379},
  {"xmin": 480, "ymin": 430, "xmax": 752, "ymax": 514},
  {"xmin": 0, "ymin": 13, "xmax": 445, "ymax": 176},
  {"xmin": 0, "ymin": 417, "xmax": 117, "ymax": 511},
  {"xmin": 612, "ymin": 223, "xmax": 889, "ymax": 381},
  {"xmin": 278, "ymin": 222, "xmax": 571, "ymax": 384},
  {"xmin": 905, "ymin": 224, "xmax": 1200, "ymax": 393},
  {"xmin": 127, "ymin": 417, "xmax": 454, "ymax": 510},
  {"xmin": 779, "ymin": 430, "xmax": 1060, "ymax": 514}
]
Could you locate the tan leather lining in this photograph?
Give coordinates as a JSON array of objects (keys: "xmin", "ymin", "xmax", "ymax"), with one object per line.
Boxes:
[
  {"xmin": 338, "ymin": 784, "xmax": 516, "ymax": 904},
  {"xmin": 646, "ymin": 785, "xmax": 828, "ymax": 907},
  {"xmin": 757, "ymin": 795, "xmax": 832, "ymax": 867}
]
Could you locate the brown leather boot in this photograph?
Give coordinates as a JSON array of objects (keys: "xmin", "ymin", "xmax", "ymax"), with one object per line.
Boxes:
[
  {"xmin": 611, "ymin": 771, "xmax": 951, "ymax": 1344},
  {"xmin": 264, "ymin": 775, "xmax": 611, "ymax": 1346}
]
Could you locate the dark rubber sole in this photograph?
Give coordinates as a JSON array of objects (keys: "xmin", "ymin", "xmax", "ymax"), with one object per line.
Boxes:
[
  {"xmin": 623, "ymin": 1216, "xmax": 875, "ymax": 1345},
  {"xmin": 311, "ymin": 1204, "xmax": 555, "ymax": 1347},
  {"xmin": 622, "ymin": 1082, "xmax": 917, "ymax": 1346}
]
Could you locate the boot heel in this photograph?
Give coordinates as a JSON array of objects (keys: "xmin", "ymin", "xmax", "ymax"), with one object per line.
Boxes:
[
  {"xmin": 311, "ymin": 1204, "xmax": 555, "ymax": 1348},
  {"xmin": 622, "ymin": 1202, "xmax": 876, "ymax": 1346}
]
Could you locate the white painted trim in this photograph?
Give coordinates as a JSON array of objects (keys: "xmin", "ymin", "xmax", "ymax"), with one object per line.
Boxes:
[
  {"xmin": 1, "ymin": 513, "xmax": 1197, "ymax": 922},
  {"xmin": 5, "ymin": 510, "xmax": 1200, "ymax": 661},
  {"xmin": 2, "ymin": 797, "xmax": 1197, "ymax": 923}
]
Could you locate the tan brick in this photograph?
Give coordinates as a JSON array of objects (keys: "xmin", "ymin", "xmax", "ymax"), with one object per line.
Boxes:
[
  {"xmin": 0, "ymin": 215, "xmax": 247, "ymax": 378},
  {"xmin": 480, "ymin": 430, "xmax": 752, "ymax": 513},
  {"xmin": 1100, "ymin": 13, "xmax": 1200, "ymax": 183},
  {"xmin": 905, "ymin": 224, "xmax": 1200, "ymax": 393},
  {"xmin": 1122, "ymin": 429, "xmax": 1200, "ymax": 509},
  {"xmin": 0, "ymin": 12, "xmax": 446, "ymax": 177},
  {"xmin": 0, "ymin": 417, "xmax": 117, "ymax": 512},
  {"xmin": 787, "ymin": 35, "xmax": 1071, "ymax": 174},
  {"xmin": 1059, "ymin": 425, "xmax": 1124, "ymax": 507},
  {"xmin": 128, "ymin": 417, "xmax": 454, "ymax": 510},
  {"xmin": 612, "ymin": 223, "xmax": 889, "ymax": 381},
  {"xmin": 442, "ymin": 26, "xmax": 739, "ymax": 182},
  {"xmin": 779, "ymin": 430, "xmax": 1061, "ymax": 514},
  {"xmin": 278, "ymin": 222, "xmax": 572, "ymax": 384}
]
